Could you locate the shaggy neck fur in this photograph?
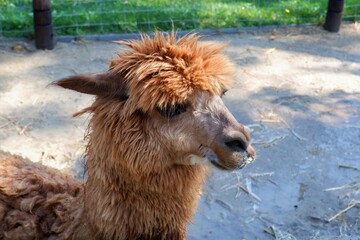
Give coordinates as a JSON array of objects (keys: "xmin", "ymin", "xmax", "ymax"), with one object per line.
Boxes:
[{"xmin": 83, "ymin": 99, "xmax": 208, "ymax": 239}]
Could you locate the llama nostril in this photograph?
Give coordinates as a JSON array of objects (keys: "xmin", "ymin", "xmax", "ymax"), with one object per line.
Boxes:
[{"xmin": 225, "ymin": 138, "xmax": 248, "ymax": 152}]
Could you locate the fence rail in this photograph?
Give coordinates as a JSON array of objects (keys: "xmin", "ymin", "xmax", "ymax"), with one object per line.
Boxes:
[{"xmin": 1, "ymin": 0, "xmax": 359, "ymax": 38}]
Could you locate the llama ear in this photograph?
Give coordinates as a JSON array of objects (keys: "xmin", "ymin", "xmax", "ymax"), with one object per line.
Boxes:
[
  {"xmin": 55, "ymin": 74, "xmax": 109, "ymax": 95},
  {"xmin": 54, "ymin": 73, "xmax": 128, "ymax": 99}
]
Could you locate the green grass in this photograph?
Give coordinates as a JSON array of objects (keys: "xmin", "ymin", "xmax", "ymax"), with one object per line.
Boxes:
[{"xmin": 0, "ymin": 0, "xmax": 359, "ymax": 37}]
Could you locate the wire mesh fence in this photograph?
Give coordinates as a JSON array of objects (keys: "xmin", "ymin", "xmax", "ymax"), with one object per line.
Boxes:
[{"xmin": 1, "ymin": 0, "xmax": 359, "ymax": 38}]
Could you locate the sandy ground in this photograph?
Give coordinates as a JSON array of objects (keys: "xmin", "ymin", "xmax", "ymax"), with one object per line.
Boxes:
[{"xmin": 0, "ymin": 24, "xmax": 359, "ymax": 239}]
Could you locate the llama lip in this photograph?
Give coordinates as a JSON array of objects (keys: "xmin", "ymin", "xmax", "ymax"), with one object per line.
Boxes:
[
  {"xmin": 244, "ymin": 154, "xmax": 255, "ymax": 164},
  {"xmin": 216, "ymin": 149, "xmax": 255, "ymax": 170},
  {"xmin": 237, "ymin": 161, "xmax": 247, "ymax": 170},
  {"xmin": 209, "ymin": 159, "xmax": 229, "ymax": 170},
  {"xmin": 236, "ymin": 152, "xmax": 254, "ymax": 169},
  {"xmin": 209, "ymin": 150, "xmax": 250, "ymax": 170},
  {"xmin": 195, "ymin": 145, "xmax": 255, "ymax": 170},
  {"xmin": 210, "ymin": 157, "xmax": 247, "ymax": 170}
]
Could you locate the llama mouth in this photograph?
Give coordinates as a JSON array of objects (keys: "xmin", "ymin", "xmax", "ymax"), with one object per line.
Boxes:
[
  {"xmin": 238, "ymin": 152, "xmax": 255, "ymax": 169},
  {"xmin": 211, "ymin": 150, "xmax": 253, "ymax": 170},
  {"xmin": 244, "ymin": 153, "xmax": 255, "ymax": 165},
  {"xmin": 190, "ymin": 146, "xmax": 255, "ymax": 170},
  {"xmin": 209, "ymin": 159, "xmax": 229, "ymax": 170},
  {"xmin": 204, "ymin": 146, "xmax": 253, "ymax": 170}
]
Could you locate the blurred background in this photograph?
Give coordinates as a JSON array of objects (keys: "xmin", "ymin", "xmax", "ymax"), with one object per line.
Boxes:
[{"xmin": 1, "ymin": 0, "xmax": 359, "ymax": 38}]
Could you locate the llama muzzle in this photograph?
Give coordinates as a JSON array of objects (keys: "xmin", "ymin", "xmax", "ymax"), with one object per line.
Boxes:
[
  {"xmin": 189, "ymin": 140, "xmax": 256, "ymax": 170},
  {"xmin": 207, "ymin": 127, "xmax": 256, "ymax": 170}
]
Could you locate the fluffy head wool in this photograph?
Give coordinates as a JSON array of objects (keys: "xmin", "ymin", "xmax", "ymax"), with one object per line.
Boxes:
[{"xmin": 110, "ymin": 31, "xmax": 234, "ymax": 111}]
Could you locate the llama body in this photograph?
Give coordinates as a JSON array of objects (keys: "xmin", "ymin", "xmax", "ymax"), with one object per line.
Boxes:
[
  {"xmin": 0, "ymin": 152, "xmax": 204, "ymax": 239},
  {"xmin": 0, "ymin": 152, "xmax": 85, "ymax": 239},
  {"xmin": 0, "ymin": 32, "xmax": 255, "ymax": 239}
]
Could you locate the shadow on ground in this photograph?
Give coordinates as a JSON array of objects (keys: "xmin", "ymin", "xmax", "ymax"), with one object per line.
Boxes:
[{"xmin": 189, "ymin": 79, "xmax": 360, "ymax": 240}]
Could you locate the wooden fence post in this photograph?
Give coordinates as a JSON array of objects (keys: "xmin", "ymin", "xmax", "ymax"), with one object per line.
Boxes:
[
  {"xmin": 323, "ymin": 0, "xmax": 345, "ymax": 32},
  {"xmin": 33, "ymin": 0, "xmax": 56, "ymax": 50}
]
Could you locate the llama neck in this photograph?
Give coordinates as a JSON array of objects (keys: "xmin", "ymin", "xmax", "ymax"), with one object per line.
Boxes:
[
  {"xmin": 84, "ymin": 155, "xmax": 208, "ymax": 240},
  {"xmin": 81, "ymin": 104, "xmax": 208, "ymax": 239}
]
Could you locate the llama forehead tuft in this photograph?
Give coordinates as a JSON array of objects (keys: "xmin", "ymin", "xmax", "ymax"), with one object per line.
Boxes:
[{"xmin": 110, "ymin": 31, "xmax": 234, "ymax": 111}]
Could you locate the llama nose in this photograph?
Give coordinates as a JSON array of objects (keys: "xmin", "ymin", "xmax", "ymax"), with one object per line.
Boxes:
[{"xmin": 224, "ymin": 132, "xmax": 249, "ymax": 152}]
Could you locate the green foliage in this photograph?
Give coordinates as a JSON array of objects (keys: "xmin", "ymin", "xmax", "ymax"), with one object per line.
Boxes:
[{"xmin": 0, "ymin": 0, "xmax": 358, "ymax": 37}]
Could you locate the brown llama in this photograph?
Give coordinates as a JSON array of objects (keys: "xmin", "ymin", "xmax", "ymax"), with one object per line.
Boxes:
[{"xmin": 0, "ymin": 32, "xmax": 255, "ymax": 240}]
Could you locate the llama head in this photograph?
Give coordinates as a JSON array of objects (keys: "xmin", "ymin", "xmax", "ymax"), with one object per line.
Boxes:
[{"xmin": 56, "ymin": 32, "xmax": 255, "ymax": 176}]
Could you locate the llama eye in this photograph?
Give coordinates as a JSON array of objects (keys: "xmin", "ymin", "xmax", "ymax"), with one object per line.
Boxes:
[
  {"xmin": 221, "ymin": 89, "xmax": 228, "ymax": 97},
  {"xmin": 156, "ymin": 104, "xmax": 187, "ymax": 118}
]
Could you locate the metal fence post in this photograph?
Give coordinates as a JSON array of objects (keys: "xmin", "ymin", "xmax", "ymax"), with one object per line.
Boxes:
[
  {"xmin": 33, "ymin": 0, "xmax": 56, "ymax": 50},
  {"xmin": 323, "ymin": 0, "xmax": 345, "ymax": 32}
]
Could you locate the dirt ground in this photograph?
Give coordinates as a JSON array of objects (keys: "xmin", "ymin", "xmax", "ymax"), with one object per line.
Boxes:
[{"xmin": 0, "ymin": 24, "xmax": 359, "ymax": 239}]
